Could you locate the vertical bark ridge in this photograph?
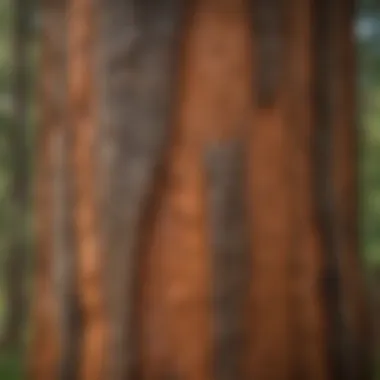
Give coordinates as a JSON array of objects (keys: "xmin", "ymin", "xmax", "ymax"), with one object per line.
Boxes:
[
  {"xmin": 135, "ymin": 9, "xmax": 192, "ymax": 377},
  {"xmin": 248, "ymin": 0, "xmax": 293, "ymax": 377},
  {"xmin": 158, "ymin": 1, "xmax": 252, "ymax": 379},
  {"xmin": 46, "ymin": 2, "xmax": 82, "ymax": 379},
  {"xmin": 136, "ymin": 169, "xmax": 175, "ymax": 380},
  {"xmin": 68, "ymin": 0, "xmax": 106, "ymax": 379},
  {"xmin": 286, "ymin": 0, "xmax": 328, "ymax": 378},
  {"xmin": 52, "ymin": 126, "xmax": 82, "ymax": 380},
  {"xmin": 160, "ymin": 143, "xmax": 211, "ymax": 380},
  {"xmin": 96, "ymin": 1, "xmax": 185, "ymax": 379}
]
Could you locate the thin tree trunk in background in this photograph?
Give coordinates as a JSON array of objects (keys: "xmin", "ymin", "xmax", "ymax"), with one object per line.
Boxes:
[
  {"xmin": 1, "ymin": 0, "xmax": 32, "ymax": 350},
  {"xmin": 52, "ymin": 87, "xmax": 82, "ymax": 380},
  {"xmin": 49, "ymin": 1, "xmax": 82, "ymax": 379},
  {"xmin": 28, "ymin": 1, "xmax": 74, "ymax": 379},
  {"xmin": 31, "ymin": 0, "xmax": 372, "ymax": 379},
  {"xmin": 68, "ymin": 0, "xmax": 106, "ymax": 379}
]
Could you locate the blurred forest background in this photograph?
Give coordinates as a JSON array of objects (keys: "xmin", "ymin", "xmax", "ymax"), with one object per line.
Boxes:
[{"xmin": 0, "ymin": 0, "xmax": 379, "ymax": 378}]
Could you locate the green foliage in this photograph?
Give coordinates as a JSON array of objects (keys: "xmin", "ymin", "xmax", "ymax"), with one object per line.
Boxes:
[
  {"xmin": 358, "ymin": 4, "xmax": 380, "ymax": 270},
  {"xmin": 0, "ymin": 349, "xmax": 23, "ymax": 380},
  {"xmin": 362, "ymin": 88, "xmax": 380, "ymax": 266},
  {"xmin": 0, "ymin": 0, "xmax": 32, "ymax": 377}
]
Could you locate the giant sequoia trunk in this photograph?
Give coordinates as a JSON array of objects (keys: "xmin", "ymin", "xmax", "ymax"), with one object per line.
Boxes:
[{"xmin": 30, "ymin": 0, "xmax": 372, "ymax": 379}]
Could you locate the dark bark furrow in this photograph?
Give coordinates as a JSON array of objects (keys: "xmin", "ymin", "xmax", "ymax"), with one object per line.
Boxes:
[
  {"xmin": 52, "ymin": 128, "xmax": 81, "ymax": 380},
  {"xmin": 252, "ymin": 0, "xmax": 283, "ymax": 107},
  {"xmin": 313, "ymin": 0, "xmax": 353, "ymax": 378},
  {"xmin": 204, "ymin": 138, "xmax": 250, "ymax": 380}
]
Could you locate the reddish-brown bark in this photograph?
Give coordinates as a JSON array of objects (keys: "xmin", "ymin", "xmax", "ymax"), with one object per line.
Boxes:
[
  {"xmin": 32, "ymin": 1, "xmax": 370, "ymax": 379},
  {"xmin": 67, "ymin": 0, "xmax": 106, "ymax": 379},
  {"xmin": 160, "ymin": 2, "xmax": 252, "ymax": 379},
  {"xmin": 29, "ymin": 2, "xmax": 68, "ymax": 379},
  {"xmin": 29, "ymin": 121, "xmax": 59, "ymax": 380},
  {"xmin": 248, "ymin": 1, "xmax": 293, "ymax": 377},
  {"xmin": 285, "ymin": 0, "xmax": 328, "ymax": 378}
]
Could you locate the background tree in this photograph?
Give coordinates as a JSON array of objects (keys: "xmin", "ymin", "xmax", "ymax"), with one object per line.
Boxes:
[{"xmin": 0, "ymin": 0, "xmax": 33, "ymax": 351}]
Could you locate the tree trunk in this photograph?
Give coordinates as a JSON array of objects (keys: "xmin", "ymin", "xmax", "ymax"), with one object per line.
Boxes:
[
  {"xmin": 30, "ymin": 0, "xmax": 372, "ymax": 379},
  {"xmin": 28, "ymin": 1, "xmax": 81, "ymax": 379}
]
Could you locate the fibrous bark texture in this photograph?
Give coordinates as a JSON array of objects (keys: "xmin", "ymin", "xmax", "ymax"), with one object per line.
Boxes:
[
  {"xmin": 96, "ymin": 1, "xmax": 185, "ymax": 379},
  {"xmin": 31, "ymin": 0, "xmax": 371, "ymax": 380}
]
